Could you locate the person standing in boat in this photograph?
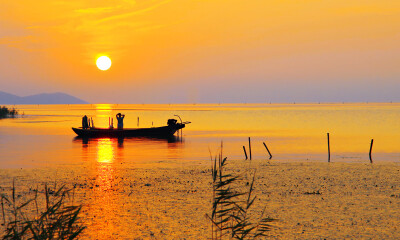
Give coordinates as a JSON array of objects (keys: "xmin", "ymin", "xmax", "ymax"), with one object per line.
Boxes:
[{"xmin": 116, "ymin": 113, "xmax": 125, "ymax": 129}]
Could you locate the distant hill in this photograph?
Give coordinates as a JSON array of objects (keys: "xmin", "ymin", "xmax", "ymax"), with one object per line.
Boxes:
[{"xmin": 0, "ymin": 91, "xmax": 89, "ymax": 104}]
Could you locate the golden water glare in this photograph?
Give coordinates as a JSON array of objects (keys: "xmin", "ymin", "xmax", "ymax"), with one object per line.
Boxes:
[
  {"xmin": 96, "ymin": 138, "xmax": 114, "ymax": 163},
  {"xmin": 89, "ymin": 138, "xmax": 123, "ymax": 238}
]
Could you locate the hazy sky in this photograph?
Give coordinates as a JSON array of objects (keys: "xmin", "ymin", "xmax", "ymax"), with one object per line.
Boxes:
[{"xmin": 1, "ymin": 0, "xmax": 399, "ymax": 103}]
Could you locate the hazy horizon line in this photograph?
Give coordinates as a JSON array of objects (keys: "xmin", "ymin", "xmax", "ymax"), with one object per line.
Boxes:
[{"xmin": 2, "ymin": 101, "xmax": 398, "ymax": 106}]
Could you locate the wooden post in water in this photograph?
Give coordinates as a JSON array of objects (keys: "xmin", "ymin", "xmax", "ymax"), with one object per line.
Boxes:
[
  {"xmin": 327, "ymin": 133, "xmax": 330, "ymax": 162},
  {"xmin": 369, "ymin": 139, "xmax": 374, "ymax": 163},
  {"xmin": 248, "ymin": 137, "xmax": 252, "ymax": 160},
  {"xmin": 137, "ymin": 117, "xmax": 139, "ymax": 127},
  {"xmin": 243, "ymin": 146, "xmax": 248, "ymax": 160},
  {"xmin": 263, "ymin": 142, "xmax": 272, "ymax": 159},
  {"xmin": 220, "ymin": 141, "xmax": 223, "ymax": 160}
]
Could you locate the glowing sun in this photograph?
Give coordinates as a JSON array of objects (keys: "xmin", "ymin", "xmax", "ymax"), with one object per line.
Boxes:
[{"xmin": 96, "ymin": 56, "xmax": 112, "ymax": 71}]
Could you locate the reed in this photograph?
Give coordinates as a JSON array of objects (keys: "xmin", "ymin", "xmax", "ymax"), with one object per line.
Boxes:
[
  {"xmin": 207, "ymin": 151, "xmax": 275, "ymax": 239},
  {"xmin": 0, "ymin": 106, "xmax": 18, "ymax": 119},
  {"xmin": 1, "ymin": 182, "xmax": 85, "ymax": 240}
]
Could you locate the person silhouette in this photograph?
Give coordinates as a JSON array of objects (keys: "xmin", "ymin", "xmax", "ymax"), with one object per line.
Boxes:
[
  {"xmin": 116, "ymin": 113, "xmax": 125, "ymax": 129},
  {"xmin": 82, "ymin": 115, "xmax": 89, "ymax": 129}
]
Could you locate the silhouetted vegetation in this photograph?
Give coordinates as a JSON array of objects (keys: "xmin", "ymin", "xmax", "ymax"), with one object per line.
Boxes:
[
  {"xmin": 207, "ymin": 150, "xmax": 276, "ymax": 239},
  {"xmin": 0, "ymin": 106, "xmax": 18, "ymax": 118},
  {"xmin": 1, "ymin": 182, "xmax": 85, "ymax": 240}
]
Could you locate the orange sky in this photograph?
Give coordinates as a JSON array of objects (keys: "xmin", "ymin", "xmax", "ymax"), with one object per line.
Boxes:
[{"xmin": 1, "ymin": 0, "xmax": 400, "ymax": 103}]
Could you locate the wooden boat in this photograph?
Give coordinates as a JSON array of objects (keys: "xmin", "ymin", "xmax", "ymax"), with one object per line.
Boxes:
[
  {"xmin": 72, "ymin": 119, "xmax": 188, "ymax": 138},
  {"xmin": 73, "ymin": 135, "xmax": 180, "ymax": 143}
]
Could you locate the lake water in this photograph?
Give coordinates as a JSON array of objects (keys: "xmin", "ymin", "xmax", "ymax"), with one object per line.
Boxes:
[
  {"xmin": 1, "ymin": 103, "xmax": 400, "ymax": 168},
  {"xmin": 1, "ymin": 103, "xmax": 400, "ymax": 239}
]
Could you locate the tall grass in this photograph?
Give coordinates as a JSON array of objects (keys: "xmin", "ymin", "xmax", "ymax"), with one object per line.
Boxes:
[
  {"xmin": 207, "ymin": 149, "xmax": 275, "ymax": 239},
  {"xmin": 0, "ymin": 106, "xmax": 18, "ymax": 118},
  {"xmin": 1, "ymin": 182, "xmax": 85, "ymax": 240}
]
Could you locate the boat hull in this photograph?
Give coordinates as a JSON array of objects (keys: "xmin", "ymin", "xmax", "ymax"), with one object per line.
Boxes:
[{"xmin": 72, "ymin": 124, "xmax": 185, "ymax": 138}]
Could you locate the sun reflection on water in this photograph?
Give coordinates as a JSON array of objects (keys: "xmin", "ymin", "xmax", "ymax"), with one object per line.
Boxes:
[
  {"xmin": 70, "ymin": 135, "xmax": 185, "ymax": 238},
  {"xmin": 97, "ymin": 138, "xmax": 115, "ymax": 163},
  {"xmin": 90, "ymin": 138, "xmax": 121, "ymax": 238},
  {"xmin": 96, "ymin": 139, "xmax": 114, "ymax": 192},
  {"xmin": 95, "ymin": 104, "xmax": 113, "ymax": 112}
]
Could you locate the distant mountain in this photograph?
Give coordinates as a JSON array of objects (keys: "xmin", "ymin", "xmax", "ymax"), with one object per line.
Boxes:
[{"xmin": 0, "ymin": 91, "xmax": 89, "ymax": 104}]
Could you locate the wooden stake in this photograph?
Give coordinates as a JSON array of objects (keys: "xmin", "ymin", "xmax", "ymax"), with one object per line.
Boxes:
[
  {"xmin": 369, "ymin": 139, "xmax": 374, "ymax": 163},
  {"xmin": 243, "ymin": 146, "xmax": 248, "ymax": 160},
  {"xmin": 248, "ymin": 137, "xmax": 252, "ymax": 160},
  {"xmin": 327, "ymin": 133, "xmax": 330, "ymax": 162},
  {"xmin": 263, "ymin": 142, "xmax": 272, "ymax": 159}
]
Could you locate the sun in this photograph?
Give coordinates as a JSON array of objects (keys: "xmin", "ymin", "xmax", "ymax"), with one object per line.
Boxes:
[{"xmin": 96, "ymin": 56, "xmax": 112, "ymax": 71}]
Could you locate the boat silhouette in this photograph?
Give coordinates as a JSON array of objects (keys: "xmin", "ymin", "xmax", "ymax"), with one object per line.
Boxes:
[{"xmin": 72, "ymin": 118, "xmax": 189, "ymax": 138}]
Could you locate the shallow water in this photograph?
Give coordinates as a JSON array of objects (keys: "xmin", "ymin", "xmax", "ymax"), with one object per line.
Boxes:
[
  {"xmin": 1, "ymin": 103, "xmax": 400, "ymax": 168},
  {"xmin": 1, "ymin": 103, "xmax": 400, "ymax": 239}
]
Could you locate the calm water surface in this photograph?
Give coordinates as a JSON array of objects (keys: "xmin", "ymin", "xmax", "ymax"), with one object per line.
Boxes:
[
  {"xmin": 1, "ymin": 103, "xmax": 400, "ymax": 168},
  {"xmin": 1, "ymin": 103, "xmax": 400, "ymax": 239}
]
